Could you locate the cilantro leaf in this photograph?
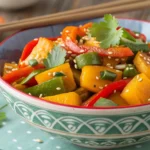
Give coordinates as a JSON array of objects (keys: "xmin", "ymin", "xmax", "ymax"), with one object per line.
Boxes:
[
  {"xmin": 89, "ymin": 14, "xmax": 123, "ymax": 48},
  {"xmin": 43, "ymin": 45, "xmax": 66, "ymax": 69}
]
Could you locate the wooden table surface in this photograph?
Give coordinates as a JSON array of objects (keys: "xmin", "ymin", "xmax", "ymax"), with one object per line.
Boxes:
[{"xmin": 0, "ymin": 0, "xmax": 150, "ymax": 38}]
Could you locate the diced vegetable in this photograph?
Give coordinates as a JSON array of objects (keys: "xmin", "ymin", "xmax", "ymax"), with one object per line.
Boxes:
[
  {"xmin": 42, "ymin": 92, "xmax": 81, "ymax": 106},
  {"xmin": 75, "ymin": 87, "xmax": 91, "ymax": 101},
  {"xmin": 28, "ymin": 59, "xmax": 38, "ymax": 66},
  {"xmin": 80, "ymin": 66, "xmax": 122, "ymax": 93},
  {"xmin": 75, "ymin": 52, "xmax": 102, "ymax": 69},
  {"xmin": 94, "ymin": 98, "xmax": 118, "ymax": 107},
  {"xmin": 35, "ymin": 63, "xmax": 76, "ymax": 92},
  {"xmin": 85, "ymin": 79, "xmax": 131, "ymax": 107},
  {"xmin": 100, "ymin": 70, "xmax": 117, "ymax": 81},
  {"xmin": 109, "ymin": 91, "xmax": 129, "ymax": 106},
  {"xmin": 23, "ymin": 37, "xmax": 54, "ymax": 65},
  {"xmin": 133, "ymin": 52, "xmax": 150, "ymax": 79},
  {"xmin": 121, "ymin": 73, "xmax": 150, "ymax": 105},
  {"xmin": 123, "ymin": 64, "xmax": 138, "ymax": 78},
  {"xmin": 24, "ymin": 77, "xmax": 66, "ymax": 97}
]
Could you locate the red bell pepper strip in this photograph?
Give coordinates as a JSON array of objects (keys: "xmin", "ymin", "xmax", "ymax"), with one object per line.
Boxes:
[
  {"xmin": 2, "ymin": 64, "xmax": 44, "ymax": 84},
  {"xmin": 86, "ymin": 79, "xmax": 131, "ymax": 107},
  {"xmin": 20, "ymin": 37, "xmax": 60, "ymax": 62}
]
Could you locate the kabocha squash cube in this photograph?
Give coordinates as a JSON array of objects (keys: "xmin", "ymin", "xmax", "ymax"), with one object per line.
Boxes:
[
  {"xmin": 109, "ymin": 92, "xmax": 129, "ymax": 106},
  {"xmin": 80, "ymin": 66, "xmax": 122, "ymax": 93},
  {"xmin": 24, "ymin": 37, "xmax": 54, "ymax": 65},
  {"xmin": 42, "ymin": 92, "xmax": 81, "ymax": 106},
  {"xmin": 35, "ymin": 63, "xmax": 76, "ymax": 92},
  {"xmin": 121, "ymin": 73, "xmax": 150, "ymax": 105},
  {"xmin": 134, "ymin": 52, "xmax": 150, "ymax": 79}
]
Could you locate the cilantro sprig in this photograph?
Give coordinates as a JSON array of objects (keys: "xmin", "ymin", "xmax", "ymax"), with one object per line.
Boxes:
[
  {"xmin": 43, "ymin": 45, "xmax": 66, "ymax": 69},
  {"xmin": 89, "ymin": 14, "xmax": 123, "ymax": 48}
]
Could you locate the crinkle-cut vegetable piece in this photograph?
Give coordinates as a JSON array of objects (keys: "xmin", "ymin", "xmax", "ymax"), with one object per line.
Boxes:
[
  {"xmin": 121, "ymin": 73, "xmax": 150, "ymax": 105},
  {"xmin": 42, "ymin": 92, "xmax": 82, "ymax": 106},
  {"xmin": 24, "ymin": 77, "xmax": 65, "ymax": 97},
  {"xmin": 35, "ymin": 63, "xmax": 76, "ymax": 92},
  {"xmin": 80, "ymin": 66, "xmax": 122, "ymax": 93},
  {"xmin": 23, "ymin": 37, "xmax": 54, "ymax": 65},
  {"xmin": 134, "ymin": 52, "xmax": 150, "ymax": 79},
  {"xmin": 108, "ymin": 91, "xmax": 129, "ymax": 106}
]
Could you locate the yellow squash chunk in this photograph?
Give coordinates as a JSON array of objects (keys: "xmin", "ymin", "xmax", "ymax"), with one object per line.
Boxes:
[
  {"xmin": 24, "ymin": 37, "xmax": 54, "ymax": 65},
  {"xmin": 3, "ymin": 63, "xmax": 18, "ymax": 75},
  {"xmin": 84, "ymin": 37, "xmax": 100, "ymax": 47},
  {"xmin": 35, "ymin": 63, "xmax": 76, "ymax": 92},
  {"xmin": 134, "ymin": 52, "xmax": 150, "ymax": 79},
  {"xmin": 42, "ymin": 92, "xmax": 81, "ymax": 106},
  {"xmin": 109, "ymin": 92, "xmax": 129, "ymax": 106},
  {"xmin": 121, "ymin": 73, "xmax": 150, "ymax": 105},
  {"xmin": 80, "ymin": 66, "xmax": 122, "ymax": 93}
]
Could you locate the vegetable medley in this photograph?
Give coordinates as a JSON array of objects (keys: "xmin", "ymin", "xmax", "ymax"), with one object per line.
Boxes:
[{"xmin": 2, "ymin": 14, "xmax": 150, "ymax": 107}]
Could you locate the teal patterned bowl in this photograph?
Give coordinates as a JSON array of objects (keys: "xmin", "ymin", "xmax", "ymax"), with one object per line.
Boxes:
[{"xmin": 1, "ymin": 18, "xmax": 150, "ymax": 149}]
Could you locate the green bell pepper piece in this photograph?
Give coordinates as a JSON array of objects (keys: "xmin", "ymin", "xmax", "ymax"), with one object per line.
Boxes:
[
  {"xmin": 23, "ymin": 77, "xmax": 66, "ymax": 97},
  {"xmin": 94, "ymin": 98, "xmax": 117, "ymax": 107},
  {"xmin": 75, "ymin": 52, "xmax": 102, "ymax": 69}
]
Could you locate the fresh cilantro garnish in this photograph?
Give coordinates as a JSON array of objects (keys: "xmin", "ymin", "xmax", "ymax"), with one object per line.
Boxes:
[
  {"xmin": 43, "ymin": 45, "xmax": 66, "ymax": 69},
  {"xmin": 0, "ymin": 104, "xmax": 7, "ymax": 126},
  {"xmin": 89, "ymin": 14, "xmax": 123, "ymax": 48}
]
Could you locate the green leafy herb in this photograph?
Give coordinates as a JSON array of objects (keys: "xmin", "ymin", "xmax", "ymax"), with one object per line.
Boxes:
[
  {"xmin": 43, "ymin": 45, "xmax": 66, "ymax": 69},
  {"xmin": 89, "ymin": 14, "xmax": 123, "ymax": 48},
  {"xmin": 28, "ymin": 59, "xmax": 38, "ymax": 66}
]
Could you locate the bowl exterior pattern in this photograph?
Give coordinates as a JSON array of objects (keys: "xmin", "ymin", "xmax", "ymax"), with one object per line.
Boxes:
[
  {"xmin": 1, "ymin": 86, "xmax": 150, "ymax": 149},
  {"xmin": 1, "ymin": 18, "xmax": 150, "ymax": 149}
]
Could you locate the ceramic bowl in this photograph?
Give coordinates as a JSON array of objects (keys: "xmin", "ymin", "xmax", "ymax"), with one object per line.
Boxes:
[{"xmin": 0, "ymin": 18, "xmax": 150, "ymax": 149}]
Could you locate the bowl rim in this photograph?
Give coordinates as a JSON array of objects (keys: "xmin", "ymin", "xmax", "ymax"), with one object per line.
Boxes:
[{"xmin": 1, "ymin": 17, "xmax": 150, "ymax": 115}]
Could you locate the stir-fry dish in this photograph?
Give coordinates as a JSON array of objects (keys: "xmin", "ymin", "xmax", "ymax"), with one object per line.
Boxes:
[{"xmin": 2, "ymin": 14, "xmax": 150, "ymax": 107}]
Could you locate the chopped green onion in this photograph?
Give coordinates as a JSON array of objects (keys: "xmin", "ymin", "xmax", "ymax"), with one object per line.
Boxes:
[
  {"xmin": 100, "ymin": 70, "xmax": 117, "ymax": 81},
  {"xmin": 28, "ymin": 59, "xmax": 38, "ymax": 66},
  {"xmin": 94, "ymin": 98, "xmax": 118, "ymax": 107},
  {"xmin": 123, "ymin": 64, "xmax": 138, "ymax": 78},
  {"xmin": 54, "ymin": 72, "xmax": 65, "ymax": 77}
]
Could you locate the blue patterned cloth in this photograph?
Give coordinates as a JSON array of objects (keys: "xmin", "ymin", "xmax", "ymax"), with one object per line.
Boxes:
[{"xmin": 0, "ymin": 96, "xmax": 149, "ymax": 150}]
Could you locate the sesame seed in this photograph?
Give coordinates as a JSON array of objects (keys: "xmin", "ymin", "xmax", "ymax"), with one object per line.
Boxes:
[
  {"xmin": 148, "ymin": 58, "xmax": 150, "ymax": 61},
  {"xmin": 116, "ymin": 70, "xmax": 120, "ymax": 72},
  {"xmin": 73, "ymin": 59, "xmax": 76, "ymax": 63},
  {"xmin": 148, "ymin": 98, "xmax": 150, "ymax": 102},
  {"xmin": 136, "ymin": 75, "xmax": 140, "ymax": 79},
  {"xmin": 147, "ymin": 62, "xmax": 150, "ymax": 65},
  {"xmin": 65, "ymin": 59, "xmax": 70, "ymax": 62},
  {"xmin": 105, "ymin": 84, "xmax": 108, "ymax": 87},
  {"xmin": 33, "ymin": 139, "xmax": 43, "ymax": 143},
  {"xmin": 109, "ymin": 66, "xmax": 113, "ymax": 69},
  {"xmin": 65, "ymin": 30, "xmax": 69, "ymax": 33},
  {"xmin": 139, "ymin": 54, "xmax": 143, "ymax": 57},
  {"xmin": 71, "ymin": 54, "xmax": 77, "ymax": 57},
  {"xmin": 84, "ymin": 28, "xmax": 87, "ymax": 32},
  {"xmin": 79, "ymin": 39, "xmax": 83, "ymax": 44},
  {"xmin": 106, "ymin": 63, "xmax": 111, "ymax": 66},
  {"xmin": 79, "ymin": 25, "xmax": 82, "ymax": 27},
  {"xmin": 108, "ymin": 56, "xmax": 111, "ymax": 59},
  {"xmin": 39, "ymin": 94, "xmax": 43, "ymax": 98},
  {"xmin": 96, "ymin": 76, "xmax": 99, "ymax": 80},
  {"xmin": 53, "ymin": 72, "xmax": 56, "ymax": 76},
  {"xmin": 123, "ymin": 77, "xmax": 127, "ymax": 79},
  {"xmin": 138, "ymin": 78, "xmax": 143, "ymax": 82},
  {"xmin": 28, "ymin": 93, "xmax": 32, "ymax": 95},
  {"xmin": 80, "ymin": 50, "xmax": 85, "ymax": 53},
  {"xmin": 108, "ymin": 51, "xmax": 113, "ymax": 54},
  {"xmin": 129, "ymin": 67, "xmax": 134, "ymax": 70},
  {"xmin": 4, "ymin": 66, "xmax": 13, "ymax": 69},
  {"xmin": 114, "ymin": 90, "xmax": 117, "ymax": 93},
  {"xmin": 74, "ymin": 64, "xmax": 78, "ymax": 69},
  {"xmin": 125, "ymin": 89, "xmax": 129, "ymax": 93},
  {"xmin": 67, "ymin": 51, "xmax": 72, "ymax": 54},
  {"xmin": 115, "ymin": 58, "xmax": 119, "ymax": 62},
  {"xmin": 48, "ymin": 72, "xmax": 51, "ymax": 76},
  {"xmin": 128, "ymin": 64, "xmax": 132, "ymax": 67},
  {"xmin": 126, "ymin": 67, "xmax": 129, "ymax": 70},
  {"xmin": 11, "ymin": 61, "xmax": 16, "ymax": 64},
  {"xmin": 99, "ymin": 86, "xmax": 103, "ymax": 89},
  {"xmin": 144, "ymin": 57, "xmax": 147, "ymax": 60},
  {"xmin": 66, "ymin": 36, "xmax": 70, "ymax": 40},
  {"xmin": 12, "ymin": 68, "xmax": 18, "ymax": 71},
  {"xmin": 56, "ymin": 87, "xmax": 61, "ymax": 90},
  {"xmin": 60, "ymin": 32, "xmax": 62, "ymax": 35}
]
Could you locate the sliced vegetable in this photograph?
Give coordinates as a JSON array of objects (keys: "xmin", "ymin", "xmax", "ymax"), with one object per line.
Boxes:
[
  {"xmin": 28, "ymin": 59, "xmax": 38, "ymax": 66},
  {"xmin": 85, "ymin": 79, "xmax": 131, "ymax": 107},
  {"xmin": 35, "ymin": 63, "xmax": 76, "ymax": 92},
  {"xmin": 75, "ymin": 52, "xmax": 102, "ymax": 69},
  {"xmin": 122, "ymin": 28, "xmax": 136, "ymax": 42},
  {"xmin": 43, "ymin": 45, "xmax": 66, "ymax": 69},
  {"xmin": 100, "ymin": 70, "xmax": 117, "ymax": 81},
  {"xmin": 20, "ymin": 69, "xmax": 46, "ymax": 85},
  {"xmin": 89, "ymin": 14, "xmax": 123, "ymax": 48},
  {"xmin": 75, "ymin": 87, "xmax": 91, "ymax": 101},
  {"xmin": 123, "ymin": 64, "xmax": 138, "ymax": 78},
  {"xmin": 24, "ymin": 77, "xmax": 66, "ymax": 97},
  {"xmin": 54, "ymin": 72, "xmax": 65, "ymax": 77},
  {"xmin": 12, "ymin": 83, "xmax": 27, "ymax": 90},
  {"xmin": 121, "ymin": 73, "xmax": 150, "ymax": 105},
  {"xmin": 133, "ymin": 52, "xmax": 150, "ymax": 79},
  {"xmin": 42, "ymin": 92, "xmax": 81, "ymax": 106},
  {"xmin": 80, "ymin": 66, "xmax": 122, "ymax": 93},
  {"xmin": 109, "ymin": 92, "xmax": 129, "ymax": 106},
  {"xmin": 94, "ymin": 98, "xmax": 118, "ymax": 107}
]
